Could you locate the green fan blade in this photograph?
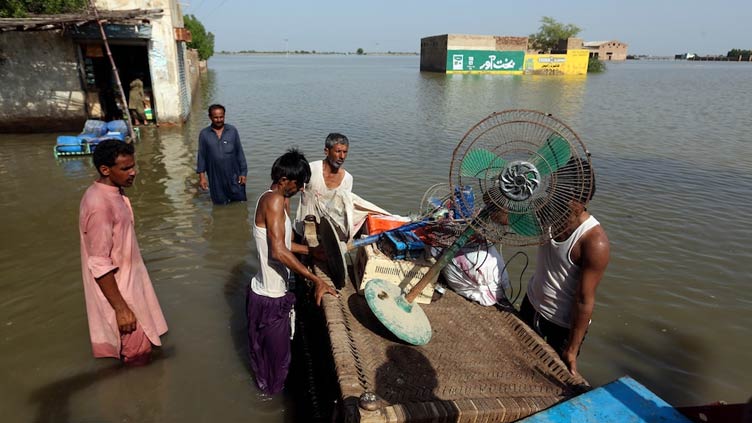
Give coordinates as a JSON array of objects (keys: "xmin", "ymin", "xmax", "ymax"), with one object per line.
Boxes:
[
  {"xmin": 509, "ymin": 212, "xmax": 542, "ymax": 237},
  {"xmin": 461, "ymin": 148, "xmax": 507, "ymax": 178},
  {"xmin": 534, "ymin": 134, "xmax": 572, "ymax": 176}
]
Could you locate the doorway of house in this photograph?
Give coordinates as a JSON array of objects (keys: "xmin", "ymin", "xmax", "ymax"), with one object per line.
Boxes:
[{"xmin": 80, "ymin": 43, "xmax": 155, "ymax": 124}]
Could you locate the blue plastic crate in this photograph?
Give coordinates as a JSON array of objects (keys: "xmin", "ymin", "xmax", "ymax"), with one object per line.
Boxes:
[
  {"xmin": 56, "ymin": 135, "xmax": 80, "ymax": 146},
  {"xmin": 378, "ymin": 230, "xmax": 425, "ymax": 260},
  {"xmin": 82, "ymin": 119, "xmax": 108, "ymax": 136},
  {"xmin": 56, "ymin": 135, "xmax": 84, "ymax": 153},
  {"xmin": 99, "ymin": 131, "xmax": 126, "ymax": 142},
  {"xmin": 105, "ymin": 120, "xmax": 129, "ymax": 135}
]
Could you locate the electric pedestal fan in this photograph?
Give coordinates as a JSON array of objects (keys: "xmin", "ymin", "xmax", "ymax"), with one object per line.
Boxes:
[
  {"xmin": 364, "ymin": 109, "xmax": 594, "ymax": 345},
  {"xmin": 419, "ymin": 182, "xmax": 452, "ymax": 218}
]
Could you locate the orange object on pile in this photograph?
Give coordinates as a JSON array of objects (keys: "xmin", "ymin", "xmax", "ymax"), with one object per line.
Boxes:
[{"xmin": 366, "ymin": 214, "xmax": 411, "ymax": 236}]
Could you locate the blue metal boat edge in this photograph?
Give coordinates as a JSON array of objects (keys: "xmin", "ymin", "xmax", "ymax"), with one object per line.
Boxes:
[{"xmin": 518, "ymin": 376, "xmax": 693, "ymax": 423}]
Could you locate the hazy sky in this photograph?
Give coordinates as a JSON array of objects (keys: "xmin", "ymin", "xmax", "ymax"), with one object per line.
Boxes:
[{"xmin": 182, "ymin": 0, "xmax": 751, "ymax": 56}]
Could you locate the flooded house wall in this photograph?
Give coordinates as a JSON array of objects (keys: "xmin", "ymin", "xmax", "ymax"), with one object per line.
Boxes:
[
  {"xmin": 420, "ymin": 34, "xmax": 589, "ymax": 75},
  {"xmin": 600, "ymin": 41, "xmax": 628, "ymax": 61},
  {"xmin": 420, "ymin": 34, "xmax": 448, "ymax": 72},
  {"xmin": 95, "ymin": 0, "xmax": 191, "ymax": 123},
  {"xmin": 186, "ymin": 48, "xmax": 200, "ymax": 98},
  {"xmin": 420, "ymin": 34, "xmax": 529, "ymax": 74},
  {"xmin": 447, "ymin": 34, "xmax": 527, "ymax": 75},
  {"xmin": 586, "ymin": 41, "xmax": 628, "ymax": 61},
  {"xmin": 0, "ymin": 31, "xmax": 87, "ymax": 132},
  {"xmin": 524, "ymin": 49, "xmax": 590, "ymax": 75},
  {"xmin": 0, "ymin": 0, "xmax": 196, "ymax": 132},
  {"xmin": 559, "ymin": 37, "xmax": 585, "ymax": 51}
]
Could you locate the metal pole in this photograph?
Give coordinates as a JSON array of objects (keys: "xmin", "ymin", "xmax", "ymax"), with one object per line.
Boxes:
[{"xmin": 88, "ymin": 1, "xmax": 137, "ymax": 141}]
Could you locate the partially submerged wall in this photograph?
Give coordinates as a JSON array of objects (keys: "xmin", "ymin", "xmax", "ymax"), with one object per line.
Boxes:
[
  {"xmin": 446, "ymin": 35, "xmax": 526, "ymax": 74},
  {"xmin": 420, "ymin": 34, "xmax": 590, "ymax": 76},
  {"xmin": 186, "ymin": 48, "xmax": 200, "ymax": 102},
  {"xmin": 0, "ymin": 31, "xmax": 87, "ymax": 132},
  {"xmin": 446, "ymin": 34, "xmax": 528, "ymax": 51},
  {"xmin": 524, "ymin": 49, "xmax": 590, "ymax": 75},
  {"xmin": 421, "ymin": 34, "xmax": 529, "ymax": 74},
  {"xmin": 420, "ymin": 34, "xmax": 448, "ymax": 72}
]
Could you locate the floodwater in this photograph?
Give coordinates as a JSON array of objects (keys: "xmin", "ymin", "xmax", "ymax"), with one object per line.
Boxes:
[{"xmin": 1, "ymin": 55, "xmax": 751, "ymax": 422}]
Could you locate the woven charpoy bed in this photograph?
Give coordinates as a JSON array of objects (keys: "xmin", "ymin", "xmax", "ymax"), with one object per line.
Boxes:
[{"xmin": 312, "ymin": 263, "xmax": 590, "ymax": 423}]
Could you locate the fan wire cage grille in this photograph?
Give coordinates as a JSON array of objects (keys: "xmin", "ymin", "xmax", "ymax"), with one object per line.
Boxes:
[{"xmin": 448, "ymin": 110, "xmax": 593, "ymax": 247}]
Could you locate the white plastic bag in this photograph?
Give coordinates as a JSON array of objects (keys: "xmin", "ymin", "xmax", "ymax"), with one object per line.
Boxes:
[{"xmin": 437, "ymin": 244, "xmax": 511, "ymax": 306}]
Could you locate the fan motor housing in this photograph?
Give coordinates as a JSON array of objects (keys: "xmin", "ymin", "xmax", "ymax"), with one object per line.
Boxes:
[{"xmin": 499, "ymin": 160, "xmax": 541, "ymax": 201}]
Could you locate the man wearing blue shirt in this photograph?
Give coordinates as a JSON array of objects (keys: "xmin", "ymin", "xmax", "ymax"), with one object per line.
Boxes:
[{"xmin": 196, "ymin": 104, "xmax": 248, "ymax": 204}]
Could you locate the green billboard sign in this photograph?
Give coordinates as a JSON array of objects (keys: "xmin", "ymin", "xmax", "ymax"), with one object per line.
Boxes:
[{"xmin": 446, "ymin": 50, "xmax": 525, "ymax": 72}]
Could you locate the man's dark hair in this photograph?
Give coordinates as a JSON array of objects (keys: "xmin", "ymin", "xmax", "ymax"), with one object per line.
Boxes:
[
  {"xmin": 560, "ymin": 156, "xmax": 596, "ymax": 204},
  {"xmin": 271, "ymin": 148, "xmax": 311, "ymax": 187},
  {"xmin": 93, "ymin": 140, "xmax": 134, "ymax": 175},
  {"xmin": 325, "ymin": 132, "xmax": 349, "ymax": 149},
  {"xmin": 208, "ymin": 104, "xmax": 225, "ymax": 114}
]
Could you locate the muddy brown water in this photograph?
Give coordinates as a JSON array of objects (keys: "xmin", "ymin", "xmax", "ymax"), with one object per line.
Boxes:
[{"xmin": 1, "ymin": 56, "xmax": 751, "ymax": 421}]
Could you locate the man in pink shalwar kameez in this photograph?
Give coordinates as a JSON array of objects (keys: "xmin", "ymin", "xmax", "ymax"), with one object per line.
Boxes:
[{"xmin": 79, "ymin": 140, "xmax": 167, "ymax": 364}]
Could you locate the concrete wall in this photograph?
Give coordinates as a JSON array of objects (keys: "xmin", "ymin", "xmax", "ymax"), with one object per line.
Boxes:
[
  {"xmin": 524, "ymin": 49, "xmax": 590, "ymax": 75},
  {"xmin": 556, "ymin": 37, "xmax": 584, "ymax": 51},
  {"xmin": 420, "ymin": 34, "xmax": 448, "ymax": 72},
  {"xmin": 95, "ymin": 0, "xmax": 189, "ymax": 123},
  {"xmin": 587, "ymin": 41, "xmax": 628, "ymax": 61},
  {"xmin": 186, "ymin": 48, "xmax": 200, "ymax": 101},
  {"xmin": 420, "ymin": 33, "xmax": 593, "ymax": 76},
  {"xmin": 447, "ymin": 34, "xmax": 528, "ymax": 51},
  {"xmin": 0, "ymin": 31, "xmax": 87, "ymax": 132},
  {"xmin": 491, "ymin": 36, "xmax": 528, "ymax": 51},
  {"xmin": 447, "ymin": 34, "xmax": 495, "ymax": 50},
  {"xmin": 421, "ymin": 34, "xmax": 529, "ymax": 73}
]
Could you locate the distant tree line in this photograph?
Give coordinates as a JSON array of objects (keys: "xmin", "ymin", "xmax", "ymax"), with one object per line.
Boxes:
[
  {"xmin": 727, "ymin": 49, "xmax": 752, "ymax": 59},
  {"xmin": 1, "ymin": 0, "xmax": 86, "ymax": 17}
]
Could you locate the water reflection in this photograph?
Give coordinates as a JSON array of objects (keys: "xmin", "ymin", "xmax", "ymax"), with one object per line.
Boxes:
[
  {"xmin": 55, "ymin": 156, "xmax": 92, "ymax": 179},
  {"xmin": 417, "ymin": 72, "xmax": 587, "ymax": 126},
  {"xmin": 28, "ymin": 348, "xmax": 175, "ymax": 423},
  {"xmin": 29, "ymin": 363, "xmax": 123, "ymax": 423},
  {"xmin": 610, "ymin": 322, "xmax": 707, "ymax": 406}
]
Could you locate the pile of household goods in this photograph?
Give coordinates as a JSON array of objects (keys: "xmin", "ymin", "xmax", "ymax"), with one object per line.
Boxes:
[
  {"xmin": 54, "ymin": 119, "xmax": 134, "ymax": 157},
  {"xmin": 353, "ymin": 187, "xmax": 510, "ymax": 307}
]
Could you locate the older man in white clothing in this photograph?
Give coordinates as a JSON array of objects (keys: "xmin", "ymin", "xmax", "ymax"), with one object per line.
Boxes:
[{"xmin": 294, "ymin": 133, "xmax": 353, "ymax": 235}]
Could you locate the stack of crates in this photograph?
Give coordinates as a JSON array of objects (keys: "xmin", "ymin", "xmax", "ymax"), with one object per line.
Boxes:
[{"xmin": 353, "ymin": 243, "xmax": 436, "ymax": 304}]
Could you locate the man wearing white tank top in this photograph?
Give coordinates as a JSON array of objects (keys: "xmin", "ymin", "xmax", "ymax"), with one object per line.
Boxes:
[
  {"xmin": 247, "ymin": 148, "xmax": 338, "ymax": 396},
  {"xmin": 520, "ymin": 158, "xmax": 610, "ymax": 377}
]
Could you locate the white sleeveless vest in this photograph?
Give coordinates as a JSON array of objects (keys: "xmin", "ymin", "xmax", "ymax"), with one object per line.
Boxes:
[
  {"xmin": 526, "ymin": 215, "xmax": 600, "ymax": 328},
  {"xmin": 251, "ymin": 191, "xmax": 293, "ymax": 298}
]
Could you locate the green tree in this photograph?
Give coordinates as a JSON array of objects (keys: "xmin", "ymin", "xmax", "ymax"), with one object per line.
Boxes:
[
  {"xmin": 356, "ymin": 48, "xmax": 364, "ymax": 55},
  {"xmin": 587, "ymin": 58, "xmax": 606, "ymax": 73},
  {"xmin": 1, "ymin": 0, "xmax": 87, "ymax": 18},
  {"xmin": 727, "ymin": 49, "xmax": 752, "ymax": 58},
  {"xmin": 184, "ymin": 14, "xmax": 215, "ymax": 61},
  {"xmin": 528, "ymin": 16, "xmax": 581, "ymax": 53}
]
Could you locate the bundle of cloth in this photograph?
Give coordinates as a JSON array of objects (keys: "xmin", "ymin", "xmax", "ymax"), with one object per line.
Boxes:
[
  {"xmin": 432, "ymin": 244, "xmax": 511, "ymax": 306},
  {"xmin": 295, "ymin": 187, "xmax": 392, "ymax": 242}
]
